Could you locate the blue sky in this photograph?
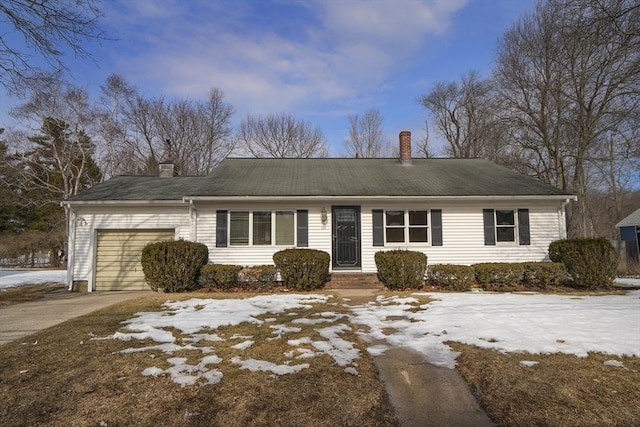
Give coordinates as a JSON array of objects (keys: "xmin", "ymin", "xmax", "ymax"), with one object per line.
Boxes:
[{"xmin": 1, "ymin": 0, "xmax": 537, "ymax": 155}]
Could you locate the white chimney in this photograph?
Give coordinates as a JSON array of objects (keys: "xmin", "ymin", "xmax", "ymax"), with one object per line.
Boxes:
[{"xmin": 159, "ymin": 161, "xmax": 178, "ymax": 178}]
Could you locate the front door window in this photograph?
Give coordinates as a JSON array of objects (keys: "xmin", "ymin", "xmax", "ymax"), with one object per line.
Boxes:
[{"xmin": 332, "ymin": 206, "xmax": 360, "ymax": 268}]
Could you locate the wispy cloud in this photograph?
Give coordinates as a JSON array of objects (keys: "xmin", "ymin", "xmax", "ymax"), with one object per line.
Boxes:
[{"xmin": 102, "ymin": 0, "xmax": 468, "ymax": 118}]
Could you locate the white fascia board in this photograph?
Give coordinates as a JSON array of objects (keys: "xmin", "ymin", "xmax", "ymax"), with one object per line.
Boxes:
[
  {"xmin": 62, "ymin": 200, "xmax": 186, "ymax": 207},
  {"xmin": 184, "ymin": 195, "xmax": 577, "ymax": 203}
]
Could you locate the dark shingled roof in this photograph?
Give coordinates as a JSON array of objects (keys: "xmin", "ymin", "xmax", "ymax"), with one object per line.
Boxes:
[
  {"xmin": 67, "ymin": 176, "xmax": 204, "ymax": 201},
  {"xmin": 189, "ymin": 158, "xmax": 570, "ymax": 197},
  {"xmin": 67, "ymin": 158, "xmax": 572, "ymax": 202}
]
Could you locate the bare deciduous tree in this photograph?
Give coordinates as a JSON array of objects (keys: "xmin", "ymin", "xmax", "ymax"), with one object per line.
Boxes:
[
  {"xmin": 0, "ymin": 0, "xmax": 106, "ymax": 92},
  {"xmin": 343, "ymin": 109, "xmax": 389, "ymax": 157},
  {"xmin": 238, "ymin": 113, "xmax": 327, "ymax": 158},
  {"xmin": 420, "ymin": 71, "xmax": 504, "ymax": 159},
  {"xmin": 97, "ymin": 75, "xmax": 236, "ymax": 176},
  {"xmin": 495, "ymin": 0, "xmax": 640, "ymax": 237}
]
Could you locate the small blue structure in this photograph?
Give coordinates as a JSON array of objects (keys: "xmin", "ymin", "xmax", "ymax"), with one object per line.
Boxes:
[{"xmin": 616, "ymin": 208, "xmax": 640, "ymax": 262}]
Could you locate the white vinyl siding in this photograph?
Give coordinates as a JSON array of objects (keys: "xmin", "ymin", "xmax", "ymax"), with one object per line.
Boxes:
[
  {"xmin": 199, "ymin": 203, "xmax": 332, "ymax": 267},
  {"xmin": 360, "ymin": 201, "xmax": 564, "ymax": 272},
  {"xmin": 68, "ymin": 199, "xmax": 568, "ymax": 287},
  {"xmin": 68, "ymin": 205, "xmax": 190, "ymax": 291},
  {"xmin": 200, "ymin": 201, "xmax": 565, "ymax": 273}
]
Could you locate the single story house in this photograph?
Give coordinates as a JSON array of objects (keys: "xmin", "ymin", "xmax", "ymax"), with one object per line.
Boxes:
[
  {"xmin": 616, "ymin": 208, "xmax": 640, "ymax": 263},
  {"xmin": 63, "ymin": 131, "xmax": 576, "ymax": 291}
]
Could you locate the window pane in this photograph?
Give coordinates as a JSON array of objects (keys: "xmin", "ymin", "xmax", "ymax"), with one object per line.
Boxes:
[
  {"xmin": 276, "ymin": 211, "xmax": 294, "ymax": 245},
  {"xmin": 409, "ymin": 227, "xmax": 428, "ymax": 242},
  {"xmin": 386, "ymin": 211, "xmax": 404, "ymax": 226},
  {"xmin": 409, "ymin": 210, "xmax": 428, "ymax": 225},
  {"xmin": 230, "ymin": 211, "xmax": 249, "ymax": 245},
  {"xmin": 496, "ymin": 227, "xmax": 515, "ymax": 242},
  {"xmin": 496, "ymin": 210, "xmax": 515, "ymax": 225},
  {"xmin": 386, "ymin": 228, "xmax": 404, "ymax": 243},
  {"xmin": 253, "ymin": 211, "xmax": 271, "ymax": 245}
]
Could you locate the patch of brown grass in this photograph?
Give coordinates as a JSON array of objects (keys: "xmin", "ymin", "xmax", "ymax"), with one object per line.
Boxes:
[
  {"xmin": 449, "ymin": 342, "xmax": 640, "ymax": 427},
  {"xmin": 0, "ymin": 283, "xmax": 66, "ymax": 307},
  {"xmin": 0, "ymin": 294, "xmax": 397, "ymax": 426}
]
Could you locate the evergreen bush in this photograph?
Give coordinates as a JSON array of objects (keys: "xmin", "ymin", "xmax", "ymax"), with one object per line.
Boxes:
[
  {"xmin": 548, "ymin": 238, "xmax": 618, "ymax": 289},
  {"xmin": 521, "ymin": 262, "xmax": 566, "ymax": 288},
  {"xmin": 473, "ymin": 262, "xmax": 524, "ymax": 292},
  {"xmin": 239, "ymin": 265, "xmax": 278, "ymax": 284},
  {"xmin": 374, "ymin": 250, "xmax": 427, "ymax": 290},
  {"xmin": 200, "ymin": 264, "xmax": 243, "ymax": 290},
  {"xmin": 273, "ymin": 249, "xmax": 330, "ymax": 290},
  {"xmin": 141, "ymin": 240, "xmax": 208, "ymax": 292},
  {"xmin": 426, "ymin": 264, "xmax": 475, "ymax": 291}
]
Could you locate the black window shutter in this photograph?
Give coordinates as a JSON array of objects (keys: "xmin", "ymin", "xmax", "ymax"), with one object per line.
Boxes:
[
  {"xmin": 483, "ymin": 209, "xmax": 496, "ymax": 246},
  {"xmin": 431, "ymin": 209, "xmax": 443, "ymax": 246},
  {"xmin": 216, "ymin": 210, "xmax": 228, "ymax": 247},
  {"xmin": 297, "ymin": 210, "xmax": 308, "ymax": 247},
  {"xmin": 518, "ymin": 209, "xmax": 530, "ymax": 245},
  {"xmin": 373, "ymin": 210, "xmax": 384, "ymax": 246}
]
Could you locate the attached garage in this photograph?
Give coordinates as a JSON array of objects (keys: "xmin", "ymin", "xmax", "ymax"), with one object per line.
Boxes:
[{"xmin": 95, "ymin": 229, "xmax": 175, "ymax": 291}]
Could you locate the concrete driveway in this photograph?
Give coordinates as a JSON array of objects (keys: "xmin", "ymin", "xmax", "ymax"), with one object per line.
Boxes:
[{"xmin": 0, "ymin": 290, "xmax": 149, "ymax": 346}]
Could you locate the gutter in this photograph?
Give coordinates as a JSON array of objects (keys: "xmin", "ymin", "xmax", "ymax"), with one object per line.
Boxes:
[
  {"xmin": 183, "ymin": 194, "xmax": 577, "ymax": 203},
  {"xmin": 62, "ymin": 200, "xmax": 186, "ymax": 207}
]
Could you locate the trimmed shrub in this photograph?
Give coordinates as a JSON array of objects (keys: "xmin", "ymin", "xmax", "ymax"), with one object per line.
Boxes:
[
  {"xmin": 426, "ymin": 264, "xmax": 475, "ymax": 291},
  {"xmin": 200, "ymin": 264, "xmax": 243, "ymax": 290},
  {"xmin": 239, "ymin": 265, "xmax": 278, "ymax": 284},
  {"xmin": 273, "ymin": 249, "xmax": 330, "ymax": 290},
  {"xmin": 521, "ymin": 262, "xmax": 566, "ymax": 288},
  {"xmin": 141, "ymin": 240, "xmax": 208, "ymax": 292},
  {"xmin": 548, "ymin": 238, "xmax": 618, "ymax": 289},
  {"xmin": 473, "ymin": 262, "xmax": 525, "ymax": 292},
  {"xmin": 375, "ymin": 250, "xmax": 427, "ymax": 290}
]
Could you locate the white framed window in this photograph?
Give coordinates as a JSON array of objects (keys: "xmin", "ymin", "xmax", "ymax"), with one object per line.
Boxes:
[
  {"xmin": 384, "ymin": 210, "xmax": 429, "ymax": 244},
  {"xmin": 275, "ymin": 211, "xmax": 295, "ymax": 245},
  {"xmin": 253, "ymin": 211, "xmax": 272, "ymax": 245},
  {"xmin": 229, "ymin": 210, "xmax": 296, "ymax": 246},
  {"xmin": 230, "ymin": 211, "xmax": 249, "ymax": 246},
  {"xmin": 495, "ymin": 209, "xmax": 516, "ymax": 243}
]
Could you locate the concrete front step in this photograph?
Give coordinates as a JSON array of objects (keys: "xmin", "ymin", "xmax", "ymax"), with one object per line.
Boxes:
[{"xmin": 324, "ymin": 273, "xmax": 384, "ymax": 290}]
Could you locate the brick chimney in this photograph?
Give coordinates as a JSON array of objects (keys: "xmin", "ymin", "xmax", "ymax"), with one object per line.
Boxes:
[
  {"xmin": 399, "ymin": 130, "xmax": 411, "ymax": 165},
  {"xmin": 158, "ymin": 160, "xmax": 178, "ymax": 178}
]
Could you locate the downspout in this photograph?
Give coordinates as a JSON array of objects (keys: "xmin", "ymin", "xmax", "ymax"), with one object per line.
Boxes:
[
  {"xmin": 558, "ymin": 197, "xmax": 574, "ymax": 239},
  {"xmin": 189, "ymin": 199, "xmax": 197, "ymax": 241},
  {"xmin": 64, "ymin": 203, "xmax": 75, "ymax": 291}
]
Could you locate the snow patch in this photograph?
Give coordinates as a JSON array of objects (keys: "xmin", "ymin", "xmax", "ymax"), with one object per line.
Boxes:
[
  {"xmin": 231, "ymin": 356, "xmax": 309, "ymax": 375},
  {"xmin": 231, "ymin": 340, "xmax": 254, "ymax": 350},
  {"xmin": 603, "ymin": 360, "xmax": 625, "ymax": 368}
]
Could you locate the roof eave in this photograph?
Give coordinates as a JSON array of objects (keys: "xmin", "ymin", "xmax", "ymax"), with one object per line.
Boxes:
[
  {"xmin": 184, "ymin": 194, "xmax": 577, "ymax": 202},
  {"xmin": 63, "ymin": 200, "xmax": 186, "ymax": 207}
]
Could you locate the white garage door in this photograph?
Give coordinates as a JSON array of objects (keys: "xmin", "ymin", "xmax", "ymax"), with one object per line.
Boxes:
[{"xmin": 95, "ymin": 229, "xmax": 175, "ymax": 291}]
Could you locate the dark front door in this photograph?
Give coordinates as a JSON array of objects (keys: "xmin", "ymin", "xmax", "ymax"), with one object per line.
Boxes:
[{"xmin": 332, "ymin": 206, "xmax": 361, "ymax": 269}]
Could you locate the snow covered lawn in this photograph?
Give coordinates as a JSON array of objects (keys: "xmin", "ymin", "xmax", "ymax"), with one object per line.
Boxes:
[
  {"xmin": 351, "ymin": 292, "xmax": 640, "ymax": 368},
  {"xmin": 0, "ymin": 269, "xmax": 66, "ymax": 289},
  {"xmin": 97, "ymin": 290, "xmax": 640, "ymax": 387}
]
